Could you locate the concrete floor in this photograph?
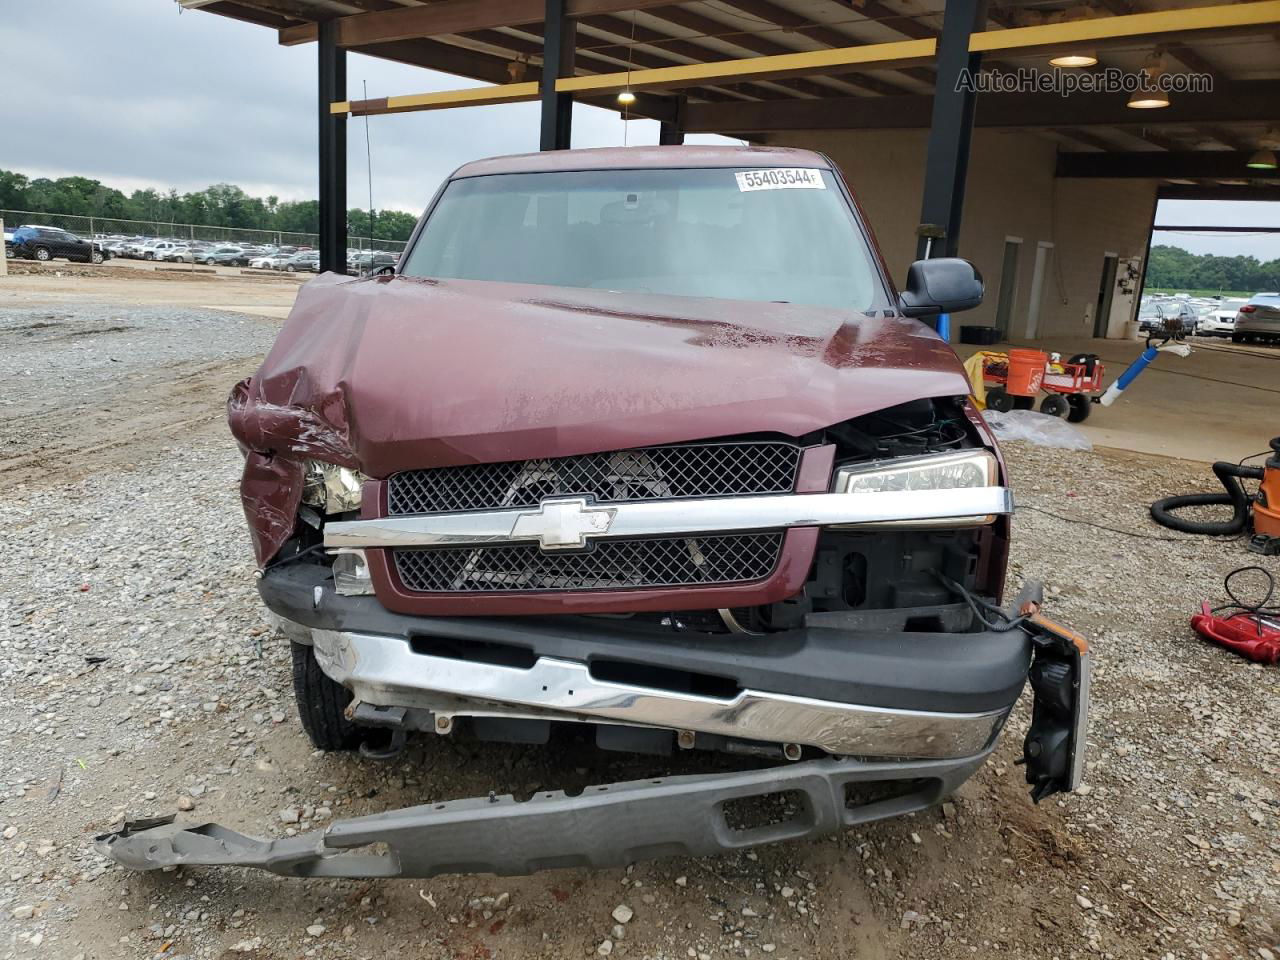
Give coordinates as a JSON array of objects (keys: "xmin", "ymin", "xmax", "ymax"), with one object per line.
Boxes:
[{"xmin": 955, "ymin": 335, "xmax": 1280, "ymax": 464}]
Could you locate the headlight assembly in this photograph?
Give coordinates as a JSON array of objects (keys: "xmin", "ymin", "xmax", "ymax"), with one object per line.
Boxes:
[
  {"xmin": 831, "ymin": 450, "xmax": 1000, "ymax": 528},
  {"xmin": 301, "ymin": 460, "xmax": 368, "ymax": 515}
]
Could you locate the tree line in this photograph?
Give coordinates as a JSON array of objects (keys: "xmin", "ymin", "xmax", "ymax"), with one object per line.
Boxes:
[
  {"xmin": 0, "ymin": 168, "xmax": 418, "ymax": 241},
  {"xmin": 1146, "ymin": 243, "xmax": 1280, "ymax": 294}
]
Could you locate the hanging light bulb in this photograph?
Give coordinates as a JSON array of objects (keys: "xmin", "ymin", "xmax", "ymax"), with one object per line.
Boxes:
[
  {"xmin": 1127, "ymin": 50, "xmax": 1170, "ymax": 109},
  {"xmin": 1248, "ymin": 129, "xmax": 1280, "ymax": 170},
  {"xmin": 1049, "ymin": 50, "xmax": 1098, "ymax": 67},
  {"xmin": 1127, "ymin": 88, "xmax": 1169, "ymax": 109},
  {"xmin": 617, "ymin": 90, "xmax": 636, "ymax": 105},
  {"xmin": 1247, "ymin": 149, "xmax": 1278, "ymax": 170},
  {"xmin": 1048, "ymin": 7, "xmax": 1098, "ymax": 67}
]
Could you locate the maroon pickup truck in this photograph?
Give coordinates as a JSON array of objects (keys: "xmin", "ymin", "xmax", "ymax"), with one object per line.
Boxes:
[{"xmin": 98, "ymin": 146, "xmax": 1088, "ymax": 879}]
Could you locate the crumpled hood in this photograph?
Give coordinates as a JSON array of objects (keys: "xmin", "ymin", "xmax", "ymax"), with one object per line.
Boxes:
[{"xmin": 232, "ymin": 273, "xmax": 969, "ymax": 476}]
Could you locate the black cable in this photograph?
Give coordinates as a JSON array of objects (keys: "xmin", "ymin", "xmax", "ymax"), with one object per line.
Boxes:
[
  {"xmin": 262, "ymin": 543, "xmax": 329, "ymax": 573},
  {"xmin": 1016, "ymin": 504, "xmax": 1214, "ymax": 543},
  {"xmin": 1211, "ymin": 565, "xmax": 1280, "ymax": 618},
  {"xmin": 933, "ymin": 572, "xmax": 1029, "ymax": 633}
]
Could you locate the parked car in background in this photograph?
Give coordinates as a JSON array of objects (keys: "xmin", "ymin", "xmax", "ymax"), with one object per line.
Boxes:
[
  {"xmin": 1138, "ymin": 300, "xmax": 1197, "ymax": 336},
  {"xmin": 161, "ymin": 246, "xmax": 196, "ymax": 263},
  {"xmin": 283, "ymin": 250, "xmax": 319, "ymax": 273},
  {"xmin": 144, "ymin": 240, "xmax": 185, "ymax": 261},
  {"xmin": 249, "ymin": 252, "xmax": 290, "ymax": 269},
  {"xmin": 1197, "ymin": 298, "xmax": 1249, "ymax": 338},
  {"xmin": 348, "ymin": 250, "xmax": 398, "ymax": 274},
  {"xmin": 8, "ymin": 225, "xmax": 109, "ymax": 264},
  {"xmin": 1233, "ymin": 293, "xmax": 1280, "ymax": 344},
  {"xmin": 201, "ymin": 246, "xmax": 249, "ymax": 267}
]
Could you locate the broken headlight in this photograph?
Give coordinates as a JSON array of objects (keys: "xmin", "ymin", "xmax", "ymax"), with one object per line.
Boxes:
[
  {"xmin": 301, "ymin": 460, "xmax": 368, "ymax": 515},
  {"xmin": 331, "ymin": 548, "xmax": 375, "ymax": 596},
  {"xmin": 831, "ymin": 450, "xmax": 999, "ymax": 528}
]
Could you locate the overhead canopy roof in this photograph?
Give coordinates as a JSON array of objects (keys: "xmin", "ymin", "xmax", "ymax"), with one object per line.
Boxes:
[{"xmin": 179, "ymin": 0, "xmax": 1280, "ymax": 197}]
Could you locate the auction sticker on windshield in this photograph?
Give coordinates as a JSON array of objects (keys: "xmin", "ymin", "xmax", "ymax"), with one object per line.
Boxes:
[{"xmin": 735, "ymin": 168, "xmax": 826, "ymax": 191}]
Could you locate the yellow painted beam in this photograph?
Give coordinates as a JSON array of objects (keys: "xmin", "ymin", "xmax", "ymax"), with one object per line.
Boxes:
[
  {"xmin": 332, "ymin": 82, "xmax": 540, "ymax": 116},
  {"xmin": 971, "ymin": 0, "xmax": 1280, "ymax": 53},
  {"xmin": 327, "ymin": 0, "xmax": 1280, "ymax": 117},
  {"xmin": 556, "ymin": 38, "xmax": 934, "ymax": 94}
]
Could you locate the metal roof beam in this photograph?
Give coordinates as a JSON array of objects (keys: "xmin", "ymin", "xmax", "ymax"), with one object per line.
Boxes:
[
  {"xmin": 1059, "ymin": 151, "xmax": 1280, "ymax": 178},
  {"xmin": 681, "ymin": 80, "xmax": 1280, "ymax": 133},
  {"xmin": 279, "ymin": 0, "xmax": 681, "ymax": 46}
]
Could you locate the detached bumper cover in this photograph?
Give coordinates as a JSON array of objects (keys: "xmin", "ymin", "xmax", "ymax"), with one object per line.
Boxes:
[{"xmin": 96, "ymin": 751, "xmax": 986, "ymax": 879}]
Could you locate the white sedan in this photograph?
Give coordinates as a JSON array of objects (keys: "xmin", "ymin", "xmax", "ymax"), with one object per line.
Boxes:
[{"xmin": 1198, "ymin": 298, "xmax": 1248, "ymax": 337}]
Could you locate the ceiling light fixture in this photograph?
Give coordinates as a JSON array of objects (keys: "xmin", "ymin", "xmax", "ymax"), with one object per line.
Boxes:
[
  {"xmin": 1127, "ymin": 50, "xmax": 1170, "ymax": 109},
  {"xmin": 618, "ymin": 13, "xmax": 637, "ymax": 109},
  {"xmin": 1247, "ymin": 149, "xmax": 1278, "ymax": 170},
  {"xmin": 1048, "ymin": 6, "xmax": 1099, "ymax": 67},
  {"xmin": 1050, "ymin": 51, "xmax": 1098, "ymax": 67}
]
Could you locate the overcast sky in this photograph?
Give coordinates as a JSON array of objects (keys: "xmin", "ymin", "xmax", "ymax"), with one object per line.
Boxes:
[{"xmin": 2, "ymin": 0, "xmax": 1277, "ymax": 259}]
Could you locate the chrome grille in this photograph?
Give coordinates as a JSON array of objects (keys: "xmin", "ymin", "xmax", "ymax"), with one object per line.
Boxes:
[
  {"xmin": 394, "ymin": 533, "xmax": 784, "ymax": 593},
  {"xmin": 387, "ymin": 442, "xmax": 802, "ymax": 516}
]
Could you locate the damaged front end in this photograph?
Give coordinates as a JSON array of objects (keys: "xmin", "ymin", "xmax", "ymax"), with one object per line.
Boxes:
[
  {"xmin": 94, "ymin": 601, "xmax": 1088, "ymax": 879},
  {"xmin": 99, "ymin": 273, "xmax": 1091, "ymax": 880}
]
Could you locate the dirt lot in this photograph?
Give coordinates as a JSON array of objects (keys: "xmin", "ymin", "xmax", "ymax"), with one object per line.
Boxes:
[{"xmin": 1, "ymin": 272, "xmax": 1278, "ymax": 960}]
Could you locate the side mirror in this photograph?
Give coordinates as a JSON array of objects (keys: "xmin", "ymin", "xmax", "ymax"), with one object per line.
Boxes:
[{"xmin": 900, "ymin": 257, "xmax": 984, "ymax": 318}]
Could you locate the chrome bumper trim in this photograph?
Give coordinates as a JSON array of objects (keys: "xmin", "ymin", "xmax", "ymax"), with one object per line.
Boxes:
[
  {"xmin": 324, "ymin": 488, "xmax": 1014, "ymax": 551},
  {"xmin": 311, "ymin": 630, "xmax": 1009, "ymax": 760}
]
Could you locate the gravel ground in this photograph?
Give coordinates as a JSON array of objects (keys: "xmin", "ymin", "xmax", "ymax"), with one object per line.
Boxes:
[{"xmin": 1, "ymin": 299, "xmax": 1278, "ymax": 960}]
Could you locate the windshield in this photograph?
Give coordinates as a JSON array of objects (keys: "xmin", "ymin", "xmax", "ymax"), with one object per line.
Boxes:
[{"xmin": 401, "ymin": 168, "xmax": 883, "ymax": 311}]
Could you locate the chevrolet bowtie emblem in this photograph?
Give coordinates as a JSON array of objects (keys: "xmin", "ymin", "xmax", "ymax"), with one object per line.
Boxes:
[{"xmin": 510, "ymin": 497, "xmax": 618, "ymax": 550}]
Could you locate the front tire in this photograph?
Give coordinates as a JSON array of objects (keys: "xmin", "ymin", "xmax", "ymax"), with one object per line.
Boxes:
[
  {"xmin": 290, "ymin": 642, "xmax": 363, "ymax": 751},
  {"xmin": 986, "ymin": 387, "xmax": 1014, "ymax": 413},
  {"xmin": 1040, "ymin": 394, "xmax": 1070, "ymax": 418},
  {"xmin": 91, "ymin": 250, "xmax": 104, "ymax": 264},
  {"xmin": 1066, "ymin": 394, "xmax": 1092, "ymax": 422}
]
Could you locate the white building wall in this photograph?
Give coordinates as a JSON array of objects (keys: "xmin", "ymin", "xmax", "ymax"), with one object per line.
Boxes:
[{"xmin": 763, "ymin": 127, "xmax": 1159, "ymax": 341}]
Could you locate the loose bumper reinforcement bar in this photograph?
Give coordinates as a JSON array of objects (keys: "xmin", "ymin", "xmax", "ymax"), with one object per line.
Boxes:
[{"xmin": 96, "ymin": 752, "xmax": 987, "ymax": 878}]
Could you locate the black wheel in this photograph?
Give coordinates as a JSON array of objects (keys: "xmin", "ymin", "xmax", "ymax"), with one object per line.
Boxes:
[
  {"xmin": 33, "ymin": 246, "xmax": 51, "ymax": 262},
  {"xmin": 1040, "ymin": 394, "xmax": 1070, "ymax": 418},
  {"xmin": 204, "ymin": 258, "xmax": 217, "ymax": 266},
  {"xmin": 290, "ymin": 641, "xmax": 363, "ymax": 751},
  {"xmin": 986, "ymin": 387, "xmax": 1014, "ymax": 413},
  {"xmin": 1066, "ymin": 394, "xmax": 1092, "ymax": 423},
  {"xmin": 1012, "ymin": 395, "xmax": 1034, "ymax": 410},
  {"xmin": 90, "ymin": 250, "xmax": 104, "ymax": 264},
  {"xmin": 286, "ymin": 264, "xmax": 297, "ymax": 272},
  {"xmin": 1232, "ymin": 333, "xmax": 1244, "ymax": 343}
]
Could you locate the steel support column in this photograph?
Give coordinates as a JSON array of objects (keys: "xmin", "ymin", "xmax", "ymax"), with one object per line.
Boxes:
[
  {"xmin": 915, "ymin": 0, "xmax": 986, "ymax": 260},
  {"xmin": 540, "ymin": 0, "xmax": 575, "ymax": 150},
  {"xmin": 659, "ymin": 98, "xmax": 685, "ymax": 145},
  {"xmin": 319, "ymin": 19, "xmax": 348, "ymax": 274}
]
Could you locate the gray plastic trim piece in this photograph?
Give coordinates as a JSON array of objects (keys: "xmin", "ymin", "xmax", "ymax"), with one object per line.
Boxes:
[{"xmin": 96, "ymin": 751, "xmax": 987, "ymax": 878}]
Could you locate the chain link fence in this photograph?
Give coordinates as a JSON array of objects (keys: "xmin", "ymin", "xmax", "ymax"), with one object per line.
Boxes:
[{"xmin": 1, "ymin": 210, "xmax": 406, "ymax": 253}]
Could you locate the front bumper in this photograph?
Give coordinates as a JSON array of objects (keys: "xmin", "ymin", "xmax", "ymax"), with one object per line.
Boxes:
[
  {"xmin": 96, "ymin": 750, "xmax": 987, "ymax": 878},
  {"xmin": 95, "ymin": 566, "xmax": 1089, "ymax": 879},
  {"xmin": 312, "ymin": 628, "xmax": 1008, "ymax": 759},
  {"xmin": 263, "ymin": 561, "xmax": 1034, "ymax": 761}
]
